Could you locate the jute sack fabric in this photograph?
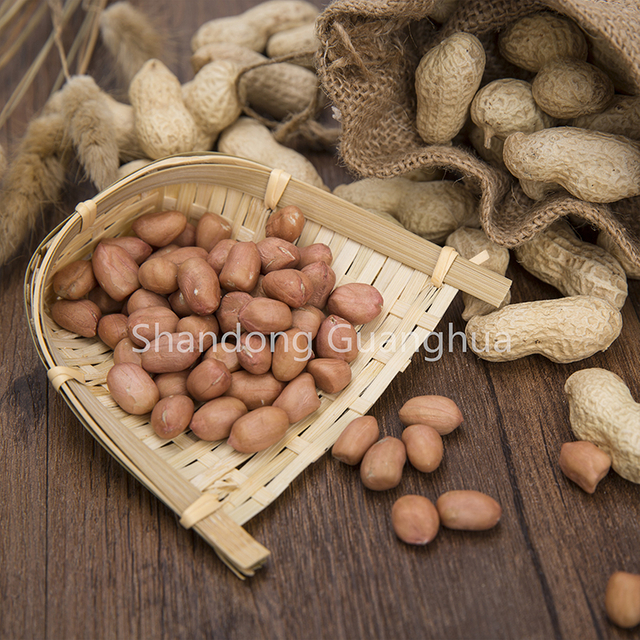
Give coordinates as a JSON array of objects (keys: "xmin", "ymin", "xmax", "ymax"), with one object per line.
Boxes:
[{"xmin": 316, "ymin": 0, "xmax": 640, "ymax": 268}]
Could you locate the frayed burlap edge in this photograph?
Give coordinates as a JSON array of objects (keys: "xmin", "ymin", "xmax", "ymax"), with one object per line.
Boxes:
[{"xmin": 316, "ymin": 0, "xmax": 640, "ymax": 268}]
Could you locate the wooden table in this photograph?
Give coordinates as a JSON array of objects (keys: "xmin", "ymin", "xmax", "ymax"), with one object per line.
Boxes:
[{"xmin": 1, "ymin": 1, "xmax": 638, "ymax": 638}]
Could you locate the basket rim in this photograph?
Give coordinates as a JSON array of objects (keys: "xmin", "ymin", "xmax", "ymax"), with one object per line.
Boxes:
[{"xmin": 26, "ymin": 153, "xmax": 510, "ymax": 321}]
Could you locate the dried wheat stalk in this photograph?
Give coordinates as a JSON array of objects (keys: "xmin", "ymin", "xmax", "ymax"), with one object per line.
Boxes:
[
  {"xmin": 0, "ymin": 106, "xmax": 68, "ymax": 264},
  {"xmin": 0, "ymin": 0, "xmax": 115, "ymax": 263},
  {"xmin": 0, "ymin": 0, "xmax": 105, "ymax": 132}
]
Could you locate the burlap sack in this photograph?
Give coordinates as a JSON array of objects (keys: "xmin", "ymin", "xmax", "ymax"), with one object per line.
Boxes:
[{"xmin": 316, "ymin": 0, "xmax": 640, "ymax": 268}]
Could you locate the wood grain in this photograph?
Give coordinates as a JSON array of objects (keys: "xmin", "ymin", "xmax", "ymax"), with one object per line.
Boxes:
[{"xmin": 1, "ymin": 1, "xmax": 639, "ymax": 639}]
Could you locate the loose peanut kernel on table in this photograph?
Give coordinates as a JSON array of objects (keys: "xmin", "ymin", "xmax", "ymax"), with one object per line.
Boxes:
[
  {"xmin": 436, "ymin": 490, "xmax": 502, "ymax": 531},
  {"xmin": 605, "ymin": 571, "xmax": 640, "ymax": 629},
  {"xmin": 401, "ymin": 424, "xmax": 444, "ymax": 473},
  {"xmin": 360, "ymin": 437, "xmax": 406, "ymax": 491},
  {"xmin": 392, "ymin": 495, "xmax": 440, "ymax": 546},
  {"xmin": 558, "ymin": 441, "xmax": 611, "ymax": 494},
  {"xmin": 398, "ymin": 395, "xmax": 463, "ymax": 435}
]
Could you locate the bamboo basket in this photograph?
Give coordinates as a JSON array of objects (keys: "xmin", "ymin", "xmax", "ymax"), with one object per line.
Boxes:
[{"xmin": 25, "ymin": 153, "xmax": 510, "ymax": 578}]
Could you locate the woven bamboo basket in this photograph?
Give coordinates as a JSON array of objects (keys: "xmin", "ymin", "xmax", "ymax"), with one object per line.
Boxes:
[{"xmin": 25, "ymin": 153, "xmax": 510, "ymax": 578}]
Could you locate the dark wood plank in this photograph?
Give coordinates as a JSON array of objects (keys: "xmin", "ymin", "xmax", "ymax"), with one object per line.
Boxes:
[
  {"xmin": 1, "ymin": 1, "xmax": 639, "ymax": 639},
  {"xmin": 0, "ymin": 255, "xmax": 49, "ymax": 640},
  {"xmin": 0, "ymin": 14, "xmax": 72, "ymax": 638}
]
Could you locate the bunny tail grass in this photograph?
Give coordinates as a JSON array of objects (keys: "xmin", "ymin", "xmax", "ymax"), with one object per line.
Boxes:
[
  {"xmin": 60, "ymin": 76, "xmax": 120, "ymax": 190},
  {"xmin": 99, "ymin": 1, "xmax": 163, "ymax": 89},
  {"xmin": 0, "ymin": 112, "xmax": 67, "ymax": 265}
]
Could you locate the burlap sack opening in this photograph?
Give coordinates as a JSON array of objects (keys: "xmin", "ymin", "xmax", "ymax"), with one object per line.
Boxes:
[{"xmin": 316, "ymin": 0, "xmax": 640, "ymax": 269}]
